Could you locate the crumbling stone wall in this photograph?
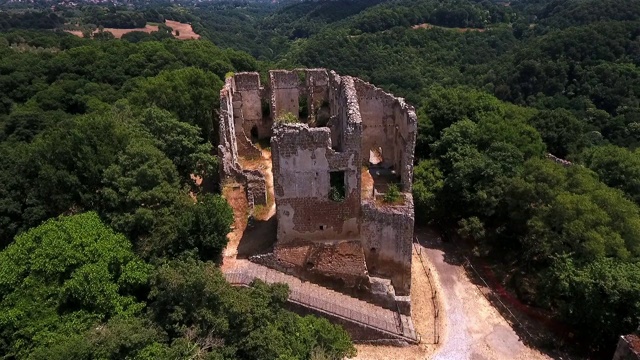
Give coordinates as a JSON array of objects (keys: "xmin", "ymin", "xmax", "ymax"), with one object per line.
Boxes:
[
  {"xmin": 271, "ymin": 125, "xmax": 361, "ymax": 242},
  {"xmin": 219, "ymin": 68, "xmax": 417, "ymax": 304},
  {"xmin": 270, "ymin": 70, "xmax": 302, "ymax": 120},
  {"xmin": 218, "ymin": 77, "xmax": 241, "ymax": 179},
  {"xmin": 613, "ymin": 334, "xmax": 640, "ymax": 360},
  {"xmin": 222, "ymin": 75, "xmax": 262, "ymax": 160},
  {"xmin": 233, "ymin": 72, "xmax": 272, "ymax": 141},
  {"xmin": 218, "ymin": 76, "xmax": 266, "ymax": 206},
  {"xmin": 361, "ymin": 196, "xmax": 414, "ymax": 295},
  {"xmin": 353, "ymin": 79, "xmax": 417, "ymax": 192},
  {"xmin": 271, "ymin": 75, "xmax": 362, "ymax": 244},
  {"xmin": 269, "ymin": 69, "xmax": 331, "ymax": 123}
]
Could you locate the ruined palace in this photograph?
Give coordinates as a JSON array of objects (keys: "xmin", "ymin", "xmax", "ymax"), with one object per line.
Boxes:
[{"xmin": 219, "ymin": 69, "xmax": 417, "ymax": 309}]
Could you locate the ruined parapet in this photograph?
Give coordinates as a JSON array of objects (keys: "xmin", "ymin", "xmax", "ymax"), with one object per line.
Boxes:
[
  {"xmin": 361, "ymin": 195, "xmax": 414, "ymax": 296},
  {"xmin": 352, "ymin": 78, "xmax": 417, "ymax": 192},
  {"xmin": 613, "ymin": 334, "xmax": 640, "ymax": 360}
]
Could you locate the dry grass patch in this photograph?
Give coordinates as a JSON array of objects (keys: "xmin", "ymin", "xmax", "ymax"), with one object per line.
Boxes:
[
  {"xmin": 65, "ymin": 20, "xmax": 199, "ymax": 40},
  {"xmin": 65, "ymin": 25, "xmax": 159, "ymax": 38},
  {"xmin": 166, "ymin": 20, "xmax": 200, "ymax": 39},
  {"xmin": 411, "ymin": 23, "xmax": 487, "ymax": 32}
]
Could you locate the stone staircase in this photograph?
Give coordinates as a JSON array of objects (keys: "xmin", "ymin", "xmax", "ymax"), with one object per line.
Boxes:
[{"xmin": 224, "ymin": 261, "xmax": 417, "ymax": 344}]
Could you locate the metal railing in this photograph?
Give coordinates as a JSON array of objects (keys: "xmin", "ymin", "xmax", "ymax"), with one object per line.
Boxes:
[
  {"xmin": 413, "ymin": 237, "xmax": 440, "ymax": 344},
  {"xmin": 224, "ymin": 270, "xmax": 418, "ymax": 342}
]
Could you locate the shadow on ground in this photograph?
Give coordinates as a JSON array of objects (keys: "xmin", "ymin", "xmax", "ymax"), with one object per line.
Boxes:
[{"xmin": 237, "ymin": 216, "xmax": 277, "ymax": 258}]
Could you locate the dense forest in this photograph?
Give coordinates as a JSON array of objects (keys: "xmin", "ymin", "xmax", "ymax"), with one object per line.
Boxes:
[
  {"xmin": 0, "ymin": 32, "xmax": 354, "ymax": 359},
  {"xmin": 1, "ymin": 0, "xmax": 640, "ymax": 358}
]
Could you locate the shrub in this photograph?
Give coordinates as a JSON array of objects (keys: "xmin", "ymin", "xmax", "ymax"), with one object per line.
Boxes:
[
  {"xmin": 275, "ymin": 112, "xmax": 298, "ymax": 124},
  {"xmin": 383, "ymin": 183, "xmax": 402, "ymax": 203}
]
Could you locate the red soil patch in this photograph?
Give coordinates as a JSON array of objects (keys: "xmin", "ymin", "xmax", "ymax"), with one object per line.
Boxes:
[{"xmin": 65, "ymin": 20, "xmax": 199, "ymax": 40}]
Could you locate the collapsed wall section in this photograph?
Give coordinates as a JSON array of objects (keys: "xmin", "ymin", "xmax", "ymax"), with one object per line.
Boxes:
[
  {"xmin": 218, "ymin": 75, "xmax": 267, "ymax": 206},
  {"xmin": 353, "ymin": 78, "xmax": 418, "ymax": 192}
]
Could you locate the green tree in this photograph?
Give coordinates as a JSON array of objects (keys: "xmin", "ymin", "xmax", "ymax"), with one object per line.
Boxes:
[
  {"xmin": 128, "ymin": 67, "xmax": 223, "ymax": 142},
  {"xmin": 0, "ymin": 212, "xmax": 151, "ymax": 358},
  {"xmin": 148, "ymin": 259, "xmax": 356, "ymax": 360},
  {"xmin": 582, "ymin": 145, "xmax": 640, "ymax": 205},
  {"xmin": 177, "ymin": 194, "xmax": 233, "ymax": 261},
  {"xmin": 528, "ymin": 109, "xmax": 585, "ymax": 157},
  {"xmin": 412, "ymin": 159, "xmax": 444, "ymax": 222},
  {"xmin": 139, "ymin": 107, "xmax": 217, "ymax": 189}
]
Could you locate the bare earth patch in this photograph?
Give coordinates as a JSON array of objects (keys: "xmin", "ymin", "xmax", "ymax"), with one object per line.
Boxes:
[
  {"xmin": 65, "ymin": 20, "xmax": 199, "ymax": 40},
  {"xmin": 220, "ymin": 182, "xmax": 248, "ymax": 271},
  {"xmin": 412, "ymin": 23, "xmax": 487, "ymax": 32},
  {"xmin": 65, "ymin": 24, "xmax": 159, "ymax": 39},
  {"xmin": 165, "ymin": 20, "xmax": 200, "ymax": 40},
  {"xmin": 222, "ymin": 148, "xmax": 275, "ymax": 271}
]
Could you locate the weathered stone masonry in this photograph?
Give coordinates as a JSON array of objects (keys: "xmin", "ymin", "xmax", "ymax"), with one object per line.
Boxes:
[
  {"xmin": 219, "ymin": 68, "xmax": 417, "ymax": 308},
  {"xmin": 218, "ymin": 73, "xmax": 267, "ymax": 207}
]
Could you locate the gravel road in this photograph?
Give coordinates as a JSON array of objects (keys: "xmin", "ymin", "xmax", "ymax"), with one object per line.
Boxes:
[{"xmin": 417, "ymin": 227, "xmax": 552, "ymax": 360}]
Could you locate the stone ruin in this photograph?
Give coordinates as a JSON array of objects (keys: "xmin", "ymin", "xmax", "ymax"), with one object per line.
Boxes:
[
  {"xmin": 219, "ymin": 68, "xmax": 417, "ymax": 312},
  {"xmin": 613, "ymin": 328, "xmax": 640, "ymax": 360}
]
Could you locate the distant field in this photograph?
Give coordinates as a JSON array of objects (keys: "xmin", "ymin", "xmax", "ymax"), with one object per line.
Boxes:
[
  {"xmin": 65, "ymin": 20, "xmax": 199, "ymax": 39},
  {"xmin": 412, "ymin": 23, "xmax": 487, "ymax": 32},
  {"xmin": 166, "ymin": 20, "xmax": 200, "ymax": 40}
]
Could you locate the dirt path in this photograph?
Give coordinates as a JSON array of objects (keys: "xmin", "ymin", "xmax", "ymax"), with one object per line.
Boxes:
[{"xmin": 416, "ymin": 227, "xmax": 552, "ymax": 360}]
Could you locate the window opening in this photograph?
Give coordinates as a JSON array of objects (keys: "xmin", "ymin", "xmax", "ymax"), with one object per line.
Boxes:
[{"xmin": 329, "ymin": 171, "xmax": 346, "ymax": 202}]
